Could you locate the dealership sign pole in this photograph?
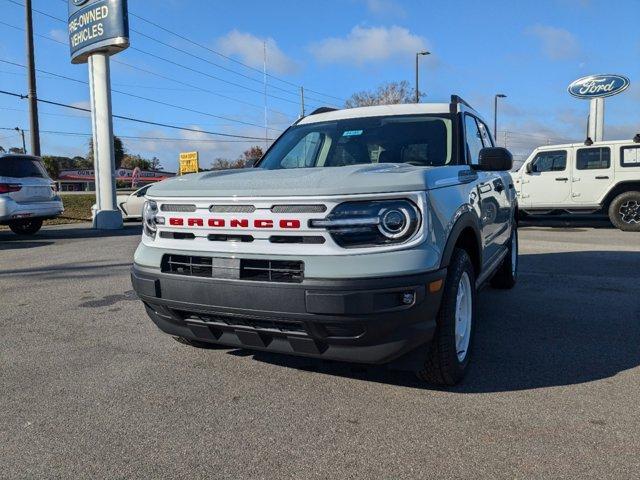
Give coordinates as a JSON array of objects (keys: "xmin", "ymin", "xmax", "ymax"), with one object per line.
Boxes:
[
  {"xmin": 68, "ymin": 0, "xmax": 129, "ymax": 229},
  {"xmin": 568, "ymin": 74, "xmax": 630, "ymax": 143}
]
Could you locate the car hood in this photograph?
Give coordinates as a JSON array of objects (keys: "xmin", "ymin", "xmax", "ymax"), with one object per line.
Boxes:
[{"xmin": 147, "ymin": 164, "xmax": 453, "ymax": 198}]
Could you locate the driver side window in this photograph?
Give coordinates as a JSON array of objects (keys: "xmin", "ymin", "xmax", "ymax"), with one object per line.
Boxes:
[
  {"xmin": 464, "ymin": 115, "xmax": 484, "ymax": 165},
  {"xmin": 530, "ymin": 150, "xmax": 567, "ymax": 173}
]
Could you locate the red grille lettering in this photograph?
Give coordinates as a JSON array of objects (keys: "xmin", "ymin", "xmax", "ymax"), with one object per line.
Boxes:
[
  {"xmin": 230, "ymin": 219, "xmax": 249, "ymax": 228},
  {"xmin": 169, "ymin": 218, "xmax": 184, "ymax": 226},
  {"xmin": 254, "ymin": 219, "xmax": 274, "ymax": 228},
  {"xmin": 208, "ymin": 218, "xmax": 225, "ymax": 228},
  {"xmin": 187, "ymin": 218, "xmax": 203, "ymax": 227},
  {"xmin": 280, "ymin": 219, "xmax": 301, "ymax": 229}
]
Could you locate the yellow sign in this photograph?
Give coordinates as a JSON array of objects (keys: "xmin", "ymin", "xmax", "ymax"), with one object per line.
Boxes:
[{"xmin": 179, "ymin": 151, "xmax": 199, "ymax": 175}]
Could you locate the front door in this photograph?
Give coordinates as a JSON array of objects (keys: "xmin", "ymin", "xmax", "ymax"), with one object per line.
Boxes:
[
  {"xmin": 520, "ymin": 150, "xmax": 571, "ymax": 208},
  {"xmin": 571, "ymin": 147, "xmax": 614, "ymax": 205}
]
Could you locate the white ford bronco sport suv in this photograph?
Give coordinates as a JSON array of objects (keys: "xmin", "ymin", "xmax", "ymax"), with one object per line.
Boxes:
[
  {"xmin": 131, "ymin": 96, "xmax": 518, "ymax": 385},
  {"xmin": 0, "ymin": 154, "xmax": 64, "ymax": 235},
  {"xmin": 512, "ymin": 139, "xmax": 640, "ymax": 231}
]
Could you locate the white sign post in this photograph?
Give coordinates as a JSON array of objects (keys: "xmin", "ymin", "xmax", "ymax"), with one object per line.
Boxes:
[{"xmin": 68, "ymin": 0, "xmax": 129, "ymax": 229}]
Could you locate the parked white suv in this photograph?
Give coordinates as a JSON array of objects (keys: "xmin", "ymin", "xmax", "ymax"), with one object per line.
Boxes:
[
  {"xmin": 0, "ymin": 154, "xmax": 64, "ymax": 235},
  {"xmin": 512, "ymin": 139, "xmax": 640, "ymax": 231},
  {"xmin": 91, "ymin": 184, "xmax": 151, "ymax": 220}
]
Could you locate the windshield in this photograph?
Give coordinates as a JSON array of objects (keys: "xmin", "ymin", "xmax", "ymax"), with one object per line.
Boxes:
[
  {"xmin": 0, "ymin": 156, "xmax": 48, "ymax": 178},
  {"xmin": 259, "ymin": 115, "xmax": 453, "ymax": 170}
]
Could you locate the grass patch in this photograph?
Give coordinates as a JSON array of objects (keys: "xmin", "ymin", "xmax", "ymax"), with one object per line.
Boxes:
[{"xmin": 45, "ymin": 193, "xmax": 95, "ymax": 225}]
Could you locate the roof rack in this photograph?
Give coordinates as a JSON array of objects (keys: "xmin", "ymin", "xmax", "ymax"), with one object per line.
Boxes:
[
  {"xmin": 450, "ymin": 95, "xmax": 473, "ymax": 110},
  {"xmin": 309, "ymin": 107, "xmax": 338, "ymax": 116}
]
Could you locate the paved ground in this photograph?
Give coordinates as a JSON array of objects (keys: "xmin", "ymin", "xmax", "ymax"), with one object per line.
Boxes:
[{"xmin": 1, "ymin": 219, "xmax": 639, "ymax": 479}]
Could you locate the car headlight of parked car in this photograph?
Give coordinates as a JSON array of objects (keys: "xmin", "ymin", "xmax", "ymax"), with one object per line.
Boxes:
[
  {"xmin": 142, "ymin": 200, "xmax": 164, "ymax": 238},
  {"xmin": 310, "ymin": 199, "xmax": 421, "ymax": 248}
]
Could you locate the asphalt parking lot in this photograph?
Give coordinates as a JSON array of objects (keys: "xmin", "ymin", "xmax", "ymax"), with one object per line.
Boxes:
[{"xmin": 1, "ymin": 219, "xmax": 639, "ymax": 479}]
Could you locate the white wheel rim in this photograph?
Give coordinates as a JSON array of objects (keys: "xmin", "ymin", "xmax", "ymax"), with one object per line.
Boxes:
[
  {"xmin": 455, "ymin": 271, "xmax": 473, "ymax": 362},
  {"xmin": 511, "ymin": 230, "xmax": 518, "ymax": 276}
]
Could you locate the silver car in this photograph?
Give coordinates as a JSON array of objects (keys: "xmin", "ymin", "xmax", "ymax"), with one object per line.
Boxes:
[{"xmin": 0, "ymin": 154, "xmax": 64, "ymax": 235}]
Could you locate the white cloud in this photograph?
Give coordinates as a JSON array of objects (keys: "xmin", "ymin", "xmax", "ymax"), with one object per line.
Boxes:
[
  {"xmin": 362, "ymin": 0, "xmax": 406, "ymax": 17},
  {"xmin": 310, "ymin": 25, "xmax": 429, "ymax": 65},
  {"xmin": 49, "ymin": 29, "xmax": 66, "ymax": 43},
  {"xmin": 526, "ymin": 24, "xmax": 580, "ymax": 60},
  {"xmin": 216, "ymin": 31, "xmax": 296, "ymax": 75}
]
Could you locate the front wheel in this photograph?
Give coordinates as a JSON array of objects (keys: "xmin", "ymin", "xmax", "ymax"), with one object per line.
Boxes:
[
  {"xmin": 608, "ymin": 191, "xmax": 640, "ymax": 232},
  {"xmin": 416, "ymin": 248, "xmax": 477, "ymax": 386},
  {"xmin": 9, "ymin": 218, "xmax": 43, "ymax": 235}
]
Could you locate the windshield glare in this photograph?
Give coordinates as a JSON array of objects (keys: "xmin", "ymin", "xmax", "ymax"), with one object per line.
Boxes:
[{"xmin": 259, "ymin": 115, "xmax": 453, "ymax": 170}]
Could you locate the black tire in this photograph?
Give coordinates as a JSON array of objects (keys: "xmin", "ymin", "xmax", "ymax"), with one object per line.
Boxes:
[
  {"xmin": 608, "ymin": 191, "xmax": 640, "ymax": 232},
  {"xmin": 491, "ymin": 226, "xmax": 518, "ymax": 289},
  {"xmin": 172, "ymin": 336, "xmax": 226, "ymax": 349},
  {"xmin": 416, "ymin": 248, "xmax": 477, "ymax": 386},
  {"xmin": 9, "ymin": 218, "xmax": 43, "ymax": 235}
]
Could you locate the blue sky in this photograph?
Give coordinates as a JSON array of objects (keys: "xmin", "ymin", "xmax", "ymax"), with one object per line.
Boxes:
[{"xmin": 0, "ymin": 0, "xmax": 638, "ymax": 170}]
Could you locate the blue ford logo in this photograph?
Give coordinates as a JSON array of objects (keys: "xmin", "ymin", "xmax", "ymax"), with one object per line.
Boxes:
[{"xmin": 568, "ymin": 74, "xmax": 630, "ymax": 99}]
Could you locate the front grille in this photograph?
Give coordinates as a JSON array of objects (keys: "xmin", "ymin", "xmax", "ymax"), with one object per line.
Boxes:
[
  {"xmin": 240, "ymin": 259, "xmax": 304, "ymax": 283},
  {"xmin": 269, "ymin": 235, "xmax": 325, "ymax": 244},
  {"xmin": 183, "ymin": 311, "xmax": 306, "ymax": 334},
  {"xmin": 209, "ymin": 204, "xmax": 256, "ymax": 213},
  {"xmin": 161, "ymin": 255, "xmax": 304, "ymax": 283},
  {"xmin": 271, "ymin": 204, "xmax": 327, "ymax": 213},
  {"xmin": 208, "ymin": 234, "xmax": 254, "ymax": 243},
  {"xmin": 160, "ymin": 204, "xmax": 197, "ymax": 212},
  {"xmin": 160, "ymin": 232, "xmax": 195, "ymax": 240}
]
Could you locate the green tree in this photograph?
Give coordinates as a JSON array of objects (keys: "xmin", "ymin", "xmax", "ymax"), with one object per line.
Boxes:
[
  {"xmin": 41, "ymin": 156, "xmax": 61, "ymax": 179},
  {"xmin": 87, "ymin": 136, "xmax": 126, "ymax": 168},
  {"xmin": 121, "ymin": 154, "xmax": 152, "ymax": 171}
]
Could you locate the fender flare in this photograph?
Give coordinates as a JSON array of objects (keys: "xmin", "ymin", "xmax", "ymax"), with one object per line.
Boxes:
[{"xmin": 439, "ymin": 211, "xmax": 483, "ymax": 271}]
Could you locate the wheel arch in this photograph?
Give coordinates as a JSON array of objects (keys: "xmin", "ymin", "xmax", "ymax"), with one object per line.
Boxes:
[
  {"xmin": 439, "ymin": 212, "xmax": 482, "ymax": 276},
  {"xmin": 601, "ymin": 181, "xmax": 640, "ymax": 211}
]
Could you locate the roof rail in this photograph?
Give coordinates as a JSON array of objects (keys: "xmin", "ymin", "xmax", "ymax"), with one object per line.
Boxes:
[
  {"xmin": 450, "ymin": 95, "xmax": 473, "ymax": 110},
  {"xmin": 309, "ymin": 107, "xmax": 338, "ymax": 116}
]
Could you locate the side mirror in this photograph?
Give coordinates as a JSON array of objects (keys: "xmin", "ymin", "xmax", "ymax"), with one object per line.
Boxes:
[
  {"xmin": 525, "ymin": 163, "xmax": 533, "ymax": 174},
  {"xmin": 474, "ymin": 147, "xmax": 513, "ymax": 171}
]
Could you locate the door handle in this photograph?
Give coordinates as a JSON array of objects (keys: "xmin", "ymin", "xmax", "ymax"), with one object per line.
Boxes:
[
  {"xmin": 555, "ymin": 177, "xmax": 568, "ymax": 181},
  {"xmin": 595, "ymin": 176, "xmax": 609, "ymax": 179}
]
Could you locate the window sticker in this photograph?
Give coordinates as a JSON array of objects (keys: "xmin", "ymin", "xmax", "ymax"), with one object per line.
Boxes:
[
  {"xmin": 342, "ymin": 130, "xmax": 363, "ymax": 137},
  {"xmin": 622, "ymin": 146, "xmax": 640, "ymax": 166}
]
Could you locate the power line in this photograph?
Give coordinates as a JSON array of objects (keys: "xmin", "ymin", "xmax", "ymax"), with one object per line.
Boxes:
[
  {"xmin": 0, "ymin": 58, "xmax": 285, "ymax": 132},
  {"xmin": 0, "ymin": 126, "xmax": 267, "ymax": 143},
  {"xmin": 0, "ymin": 19, "xmax": 297, "ymax": 118},
  {"xmin": 0, "ymin": 89, "xmax": 275, "ymax": 141}
]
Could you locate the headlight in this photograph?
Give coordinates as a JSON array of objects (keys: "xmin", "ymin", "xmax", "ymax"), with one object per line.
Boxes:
[
  {"xmin": 310, "ymin": 199, "xmax": 421, "ymax": 248},
  {"xmin": 142, "ymin": 200, "xmax": 163, "ymax": 238}
]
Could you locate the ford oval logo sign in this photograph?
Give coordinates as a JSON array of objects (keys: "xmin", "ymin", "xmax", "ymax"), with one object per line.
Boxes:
[{"xmin": 568, "ymin": 74, "xmax": 630, "ymax": 99}]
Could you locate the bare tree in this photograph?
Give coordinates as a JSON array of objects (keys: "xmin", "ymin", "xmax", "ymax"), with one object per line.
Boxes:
[{"xmin": 345, "ymin": 81, "xmax": 415, "ymax": 109}]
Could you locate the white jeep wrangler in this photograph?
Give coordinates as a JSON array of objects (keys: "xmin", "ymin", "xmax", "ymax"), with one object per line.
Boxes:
[{"xmin": 512, "ymin": 139, "xmax": 640, "ymax": 231}]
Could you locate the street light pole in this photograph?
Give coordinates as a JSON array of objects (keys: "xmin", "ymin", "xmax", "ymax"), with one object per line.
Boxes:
[
  {"xmin": 415, "ymin": 51, "xmax": 431, "ymax": 103},
  {"xmin": 24, "ymin": 0, "xmax": 40, "ymax": 156},
  {"xmin": 14, "ymin": 127, "xmax": 26, "ymax": 153},
  {"xmin": 494, "ymin": 94, "xmax": 507, "ymax": 138}
]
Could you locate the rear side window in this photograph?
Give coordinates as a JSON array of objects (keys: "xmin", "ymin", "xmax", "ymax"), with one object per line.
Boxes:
[
  {"xmin": 0, "ymin": 156, "xmax": 48, "ymax": 178},
  {"xmin": 464, "ymin": 115, "xmax": 484, "ymax": 165},
  {"xmin": 621, "ymin": 146, "xmax": 640, "ymax": 167},
  {"xmin": 576, "ymin": 148, "xmax": 610, "ymax": 170},
  {"xmin": 531, "ymin": 150, "xmax": 567, "ymax": 172}
]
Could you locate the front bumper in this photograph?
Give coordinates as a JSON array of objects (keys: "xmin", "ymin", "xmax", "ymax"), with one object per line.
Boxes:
[
  {"xmin": 131, "ymin": 264, "xmax": 446, "ymax": 364},
  {"xmin": 0, "ymin": 197, "xmax": 64, "ymax": 223}
]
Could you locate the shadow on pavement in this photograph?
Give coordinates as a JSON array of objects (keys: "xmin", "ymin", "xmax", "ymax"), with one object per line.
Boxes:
[
  {"xmin": 520, "ymin": 214, "xmax": 613, "ymax": 230},
  {"xmin": 233, "ymin": 250, "xmax": 640, "ymax": 393},
  {"xmin": 0, "ymin": 222, "xmax": 141, "ymax": 245}
]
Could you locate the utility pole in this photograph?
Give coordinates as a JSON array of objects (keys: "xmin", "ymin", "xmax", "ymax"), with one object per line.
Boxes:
[
  {"xmin": 300, "ymin": 86, "xmax": 305, "ymax": 118},
  {"xmin": 415, "ymin": 51, "xmax": 430, "ymax": 103},
  {"xmin": 263, "ymin": 41, "xmax": 268, "ymax": 149},
  {"xmin": 25, "ymin": 0, "xmax": 40, "ymax": 156},
  {"xmin": 494, "ymin": 94, "xmax": 506, "ymax": 138},
  {"xmin": 14, "ymin": 127, "xmax": 26, "ymax": 153}
]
